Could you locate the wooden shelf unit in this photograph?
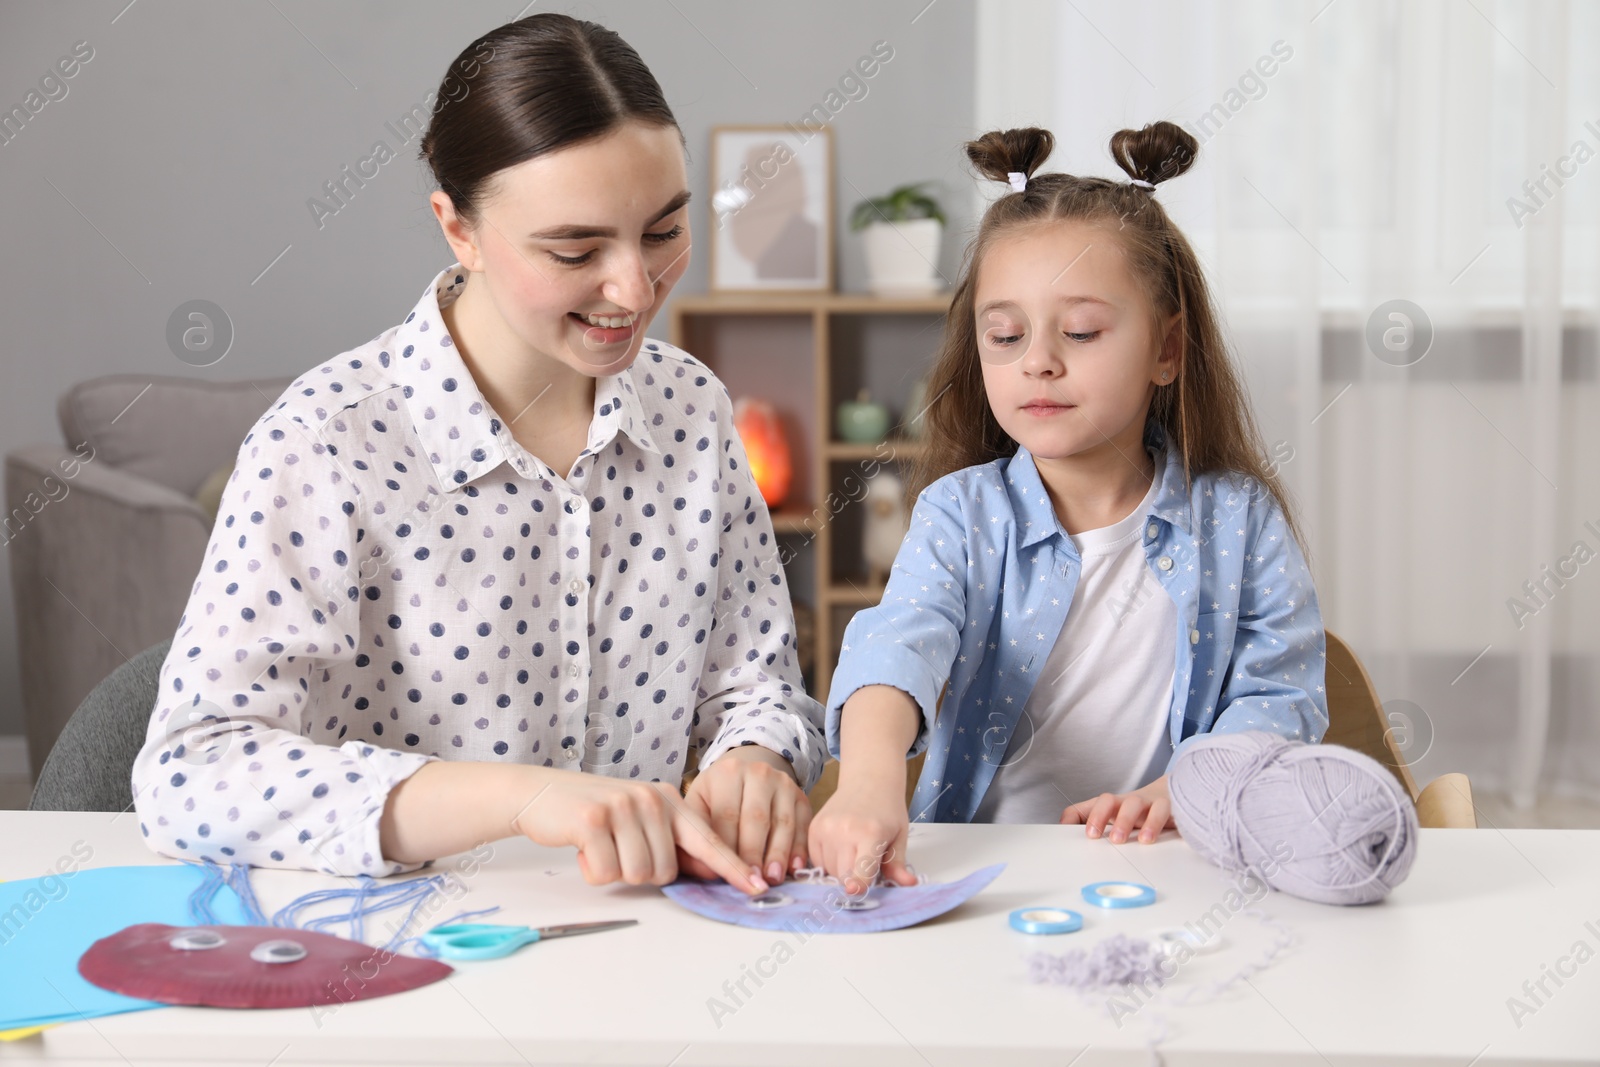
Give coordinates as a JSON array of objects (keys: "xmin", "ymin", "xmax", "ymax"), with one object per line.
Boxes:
[{"xmin": 667, "ymin": 291, "xmax": 950, "ymax": 702}]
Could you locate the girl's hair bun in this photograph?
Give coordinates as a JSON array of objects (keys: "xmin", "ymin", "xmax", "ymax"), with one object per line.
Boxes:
[
  {"xmin": 1109, "ymin": 121, "xmax": 1199, "ymax": 188},
  {"xmin": 966, "ymin": 127, "xmax": 1055, "ymax": 186}
]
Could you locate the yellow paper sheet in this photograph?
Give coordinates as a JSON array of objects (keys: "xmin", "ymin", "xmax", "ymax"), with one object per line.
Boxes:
[{"xmin": 0, "ymin": 1025, "xmax": 52, "ymax": 1041}]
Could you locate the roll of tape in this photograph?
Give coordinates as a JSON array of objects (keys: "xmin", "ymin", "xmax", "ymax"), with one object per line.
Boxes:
[
  {"xmin": 1081, "ymin": 881, "xmax": 1157, "ymax": 909},
  {"xmin": 1009, "ymin": 907, "xmax": 1084, "ymax": 935}
]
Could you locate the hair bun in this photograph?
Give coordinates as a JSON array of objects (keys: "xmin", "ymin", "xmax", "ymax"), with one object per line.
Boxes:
[
  {"xmin": 965, "ymin": 127, "xmax": 1054, "ymax": 186},
  {"xmin": 1109, "ymin": 121, "xmax": 1198, "ymax": 188}
]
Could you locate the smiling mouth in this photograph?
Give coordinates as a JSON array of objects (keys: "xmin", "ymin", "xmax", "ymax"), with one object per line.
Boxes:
[{"xmin": 573, "ymin": 310, "xmax": 640, "ymax": 329}]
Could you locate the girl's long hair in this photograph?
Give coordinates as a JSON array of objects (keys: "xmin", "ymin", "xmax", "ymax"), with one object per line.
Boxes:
[{"xmin": 908, "ymin": 123, "xmax": 1309, "ymax": 559}]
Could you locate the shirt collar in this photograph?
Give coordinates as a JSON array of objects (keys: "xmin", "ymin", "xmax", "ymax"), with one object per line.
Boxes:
[
  {"xmin": 588, "ymin": 366, "xmax": 662, "ymax": 459},
  {"xmin": 1143, "ymin": 417, "xmax": 1195, "ymax": 536},
  {"xmin": 391, "ymin": 264, "xmax": 660, "ymax": 492},
  {"xmin": 1010, "ymin": 417, "xmax": 1194, "ymax": 550}
]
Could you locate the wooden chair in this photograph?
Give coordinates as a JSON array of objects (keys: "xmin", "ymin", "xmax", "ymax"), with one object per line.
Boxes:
[
  {"xmin": 1322, "ymin": 630, "xmax": 1476, "ymax": 828},
  {"xmin": 810, "ymin": 631, "xmax": 1476, "ymax": 828}
]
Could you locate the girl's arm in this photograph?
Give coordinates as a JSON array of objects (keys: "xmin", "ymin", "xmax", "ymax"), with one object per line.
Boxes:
[
  {"xmin": 808, "ymin": 684, "xmax": 923, "ymax": 892},
  {"xmin": 811, "ymin": 482, "xmax": 971, "ymax": 890},
  {"xmin": 823, "ymin": 482, "xmax": 970, "ymax": 762},
  {"xmin": 834, "ymin": 684, "xmax": 922, "ymax": 796}
]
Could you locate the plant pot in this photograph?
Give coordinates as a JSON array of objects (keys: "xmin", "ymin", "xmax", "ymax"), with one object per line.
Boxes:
[{"xmin": 861, "ymin": 218, "xmax": 943, "ymax": 297}]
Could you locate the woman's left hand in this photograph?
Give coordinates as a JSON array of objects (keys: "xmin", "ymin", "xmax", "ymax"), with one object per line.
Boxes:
[
  {"xmin": 679, "ymin": 745, "xmax": 812, "ymax": 886},
  {"xmin": 1059, "ymin": 774, "xmax": 1177, "ymax": 843}
]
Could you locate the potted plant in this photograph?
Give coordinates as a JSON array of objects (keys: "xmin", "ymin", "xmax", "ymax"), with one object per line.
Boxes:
[{"xmin": 849, "ymin": 181, "xmax": 946, "ymax": 296}]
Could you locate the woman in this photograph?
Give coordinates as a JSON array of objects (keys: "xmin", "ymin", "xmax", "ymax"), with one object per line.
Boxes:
[{"xmin": 132, "ymin": 13, "xmax": 821, "ymax": 894}]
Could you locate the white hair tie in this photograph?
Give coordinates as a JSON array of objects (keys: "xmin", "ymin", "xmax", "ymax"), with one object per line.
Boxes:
[
  {"xmin": 1007, "ymin": 171, "xmax": 1027, "ymax": 193},
  {"xmin": 1129, "ymin": 178, "xmax": 1156, "ymax": 190}
]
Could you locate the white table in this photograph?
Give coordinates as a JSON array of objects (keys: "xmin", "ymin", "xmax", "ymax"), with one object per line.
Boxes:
[{"xmin": 1, "ymin": 812, "xmax": 1596, "ymax": 1066}]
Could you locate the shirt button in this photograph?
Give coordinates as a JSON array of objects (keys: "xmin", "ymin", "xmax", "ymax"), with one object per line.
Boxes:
[
  {"xmin": 569, "ymin": 579, "xmax": 583, "ymax": 594},
  {"xmin": 1147, "ymin": 523, "xmax": 1159, "ymax": 539},
  {"xmin": 563, "ymin": 748, "xmax": 578, "ymax": 761},
  {"xmin": 1157, "ymin": 556, "xmax": 1174, "ymax": 571},
  {"xmin": 568, "ymin": 664, "xmax": 581, "ymax": 678},
  {"xmin": 1191, "ymin": 629, "xmax": 1200, "ymax": 644}
]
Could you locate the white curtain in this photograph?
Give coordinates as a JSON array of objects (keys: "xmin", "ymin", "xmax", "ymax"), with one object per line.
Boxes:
[{"xmin": 976, "ymin": 0, "xmax": 1600, "ymax": 807}]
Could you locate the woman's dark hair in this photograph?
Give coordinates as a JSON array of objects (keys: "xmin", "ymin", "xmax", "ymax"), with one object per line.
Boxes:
[
  {"xmin": 418, "ymin": 13, "xmax": 681, "ymax": 228},
  {"xmin": 909, "ymin": 122, "xmax": 1308, "ymax": 559}
]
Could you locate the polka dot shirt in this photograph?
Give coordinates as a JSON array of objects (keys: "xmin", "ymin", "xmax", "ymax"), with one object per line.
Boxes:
[{"xmin": 132, "ymin": 263, "xmax": 825, "ymax": 876}]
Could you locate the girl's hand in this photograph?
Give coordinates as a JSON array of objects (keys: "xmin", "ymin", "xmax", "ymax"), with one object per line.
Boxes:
[
  {"xmin": 1059, "ymin": 775, "xmax": 1178, "ymax": 844},
  {"xmin": 679, "ymin": 745, "xmax": 812, "ymax": 887},
  {"xmin": 508, "ymin": 770, "xmax": 767, "ymax": 895},
  {"xmin": 808, "ymin": 779, "xmax": 918, "ymax": 895}
]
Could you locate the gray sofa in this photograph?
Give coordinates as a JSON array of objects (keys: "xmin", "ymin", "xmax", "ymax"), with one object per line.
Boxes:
[{"xmin": 6, "ymin": 374, "xmax": 292, "ymax": 779}]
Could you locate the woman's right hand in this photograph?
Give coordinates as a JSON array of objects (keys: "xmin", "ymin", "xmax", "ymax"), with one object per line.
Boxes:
[
  {"xmin": 509, "ymin": 772, "xmax": 768, "ymax": 895},
  {"xmin": 807, "ymin": 779, "xmax": 917, "ymax": 895}
]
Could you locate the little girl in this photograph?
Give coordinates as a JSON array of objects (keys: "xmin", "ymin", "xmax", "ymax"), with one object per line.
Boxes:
[
  {"xmin": 132, "ymin": 14, "xmax": 819, "ymax": 894},
  {"xmin": 809, "ymin": 123, "xmax": 1328, "ymax": 891}
]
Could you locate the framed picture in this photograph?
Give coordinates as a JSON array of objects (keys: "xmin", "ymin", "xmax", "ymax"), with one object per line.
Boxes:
[{"xmin": 708, "ymin": 124, "xmax": 833, "ymax": 293}]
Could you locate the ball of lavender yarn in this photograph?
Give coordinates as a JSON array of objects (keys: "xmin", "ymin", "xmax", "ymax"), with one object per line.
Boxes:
[{"xmin": 1167, "ymin": 731, "xmax": 1418, "ymax": 905}]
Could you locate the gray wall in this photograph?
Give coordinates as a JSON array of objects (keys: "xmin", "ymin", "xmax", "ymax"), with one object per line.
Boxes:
[{"xmin": 0, "ymin": 1, "xmax": 976, "ymax": 743}]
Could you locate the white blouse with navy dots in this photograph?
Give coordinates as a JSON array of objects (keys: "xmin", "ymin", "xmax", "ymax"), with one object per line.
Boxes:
[{"xmin": 132, "ymin": 264, "xmax": 825, "ymax": 876}]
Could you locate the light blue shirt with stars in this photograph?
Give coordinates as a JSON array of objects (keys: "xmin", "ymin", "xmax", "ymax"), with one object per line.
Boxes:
[{"xmin": 825, "ymin": 417, "xmax": 1328, "ymax": 824}]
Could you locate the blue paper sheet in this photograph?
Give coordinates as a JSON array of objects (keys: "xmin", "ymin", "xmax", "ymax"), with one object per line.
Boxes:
[{"xmin": 0, "ymin": 864, "xmax": 252, "ymax": 1031}]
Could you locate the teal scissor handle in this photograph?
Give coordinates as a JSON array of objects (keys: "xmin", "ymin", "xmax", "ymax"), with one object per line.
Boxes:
[
  {"xmin": 421, "ymin": 923, "xmax": 541, "ymax": 961},
  {"xmin": 421, "ymin": 918, "xmax": 637, "ymax": 961}
]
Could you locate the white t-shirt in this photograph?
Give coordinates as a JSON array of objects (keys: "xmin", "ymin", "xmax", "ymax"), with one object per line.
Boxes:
[{"xmin": 974, "ymin": 466, "xmax": 1177, "ymax": 823}]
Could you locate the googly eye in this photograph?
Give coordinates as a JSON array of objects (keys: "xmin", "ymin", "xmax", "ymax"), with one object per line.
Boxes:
[
  {"xmin": 745, "ymin": 891, "xmax": 793, "ymax": 910},
  {"xmin": 829, "ymin": 894, "xmax": 882, "ymax": 912},
  {"xmin": 250, "ymin": 939, "xmax": 308, "ymax": 964},
  {"xmin": 169, "ymin": 929, "xmax": 226, "ymax": 951}
]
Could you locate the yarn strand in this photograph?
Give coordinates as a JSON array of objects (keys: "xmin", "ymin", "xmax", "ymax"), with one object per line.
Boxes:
[{"xmin": 184, "ymin": 861, "xmax": 498, "ymax": 956}]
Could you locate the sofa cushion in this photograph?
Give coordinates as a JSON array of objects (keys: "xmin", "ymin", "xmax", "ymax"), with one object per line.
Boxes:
[
  {"xmin": 58, "ymin": 374, "xmax": 293, "ymax": 496},
  {"xmin": 195, "ymin": 461, "xmax": 235, "ymax": 522}
]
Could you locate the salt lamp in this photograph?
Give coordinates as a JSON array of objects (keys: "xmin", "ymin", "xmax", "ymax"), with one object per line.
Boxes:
[{"xmin": 733, "ymin": 398, "xmax": 792, "ymax": 508}]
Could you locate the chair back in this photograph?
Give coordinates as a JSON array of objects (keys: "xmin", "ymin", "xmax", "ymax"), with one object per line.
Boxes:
[
  {"xmin": 28, "ymin": 639, "xmax": 170, "ymax": 812},
  {"xmin": 1322, "ymin": 630, "xmax": 1420, "ymax": 800}
]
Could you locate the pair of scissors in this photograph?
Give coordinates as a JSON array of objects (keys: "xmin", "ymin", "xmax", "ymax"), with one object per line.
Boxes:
[{"xmin": 421, "ymin": 919, "xmax": 637, "ymax": 961}]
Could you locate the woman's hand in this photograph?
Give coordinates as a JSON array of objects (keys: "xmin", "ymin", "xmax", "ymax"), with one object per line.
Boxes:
[
  {"xmin": 507, "ymin": 768, "xmax": 768, "ymax": 894},
  {"xmin": 679, "ymin": 745, "xmax": 811, "ymax": 887},
  {"xmin": 1059, "ymin": 774, "xmax": 1177, "ymax": 843},
  {"xmin": 807, "ymin": 779, "xmax": 918, "ymax": 895}
]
